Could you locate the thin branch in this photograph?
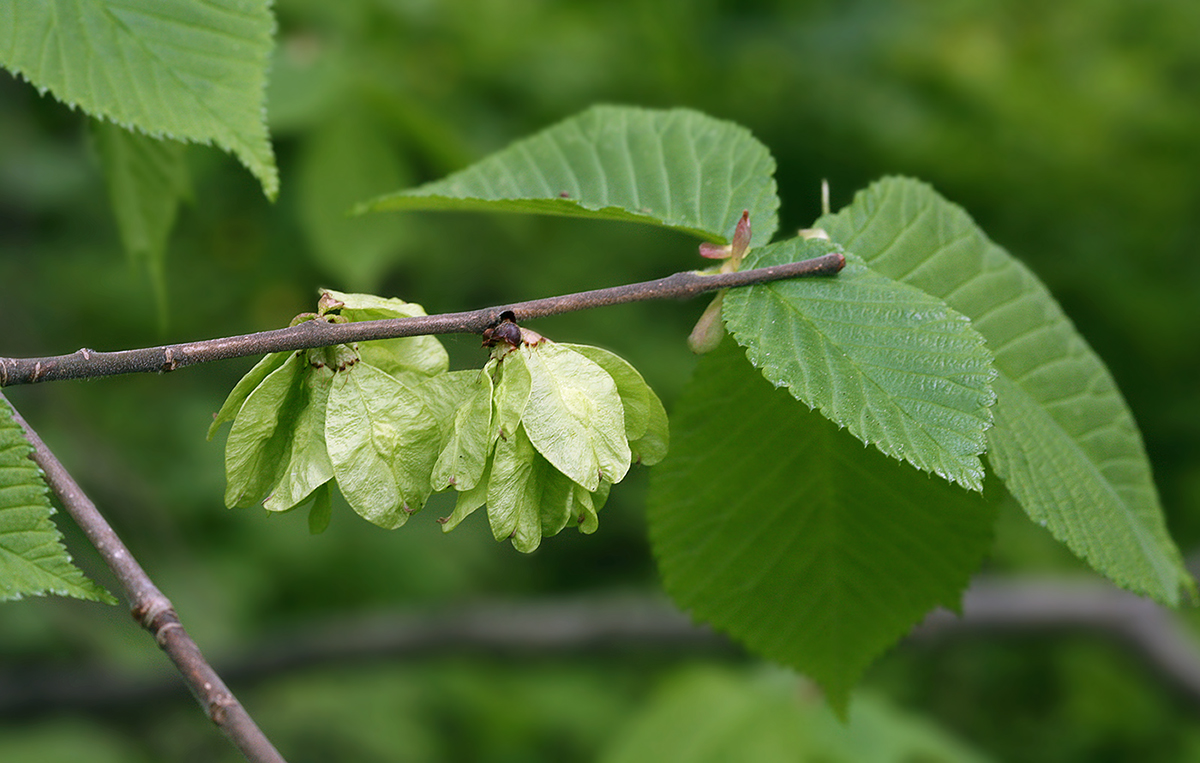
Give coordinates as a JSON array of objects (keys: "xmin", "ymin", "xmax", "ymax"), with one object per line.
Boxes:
[
  {"xmin": 5, "ymin": 580, "xmax": 1200, "ymax": 718},
  {"xmin": 4, "ymin": 396, "xmax": 287, "ymax": 763},
  {"xmin": 914, "ymin": 577, "xmax": 1200, "ymax": 704},
  {"xmin": 0, "ymin": 253, "xmax": 845, "ymax": 386}
]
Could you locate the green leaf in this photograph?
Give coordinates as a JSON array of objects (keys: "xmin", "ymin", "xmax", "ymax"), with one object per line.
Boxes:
[
  {"xmin": 262, "ymin": 365, "xmax": 335, "ymax": 512},
  {"xmin": 208, "ymin": 351, "xmax": 290, "ymax": 440},
  {"xmin": 441, "ymin": 459, "xmax": 491, "ymax": 533},
  {"xmin": 93, "ymin": 121, "xmax": 191, "ymax": 321},
  {"xmin": 359, "ymin": 105, "xmax": 780, "ymax": 247},
  {"xmin": 565, "ymin": 343, "xmax": 669, "ymax": 466},
  {"xmin": 0, "ymin": 399, "xmax": 113, "ymax": 603},
  {"xmin": 723, "ymin": 237, "xmax": 996, "ymax": 491},
  {"xmin": 647, "ymin": 343, "xmax": 996, "ymax": 711},
  {"xmin": 322, "ymin": 289, "xmax": 449, "ymax": 378},
  {"xmin": 564, "ymin": 344, "xmax": 652, "ymax": 440},
  {"xmin": 520, "ymin": 341, "xmax": 631, "ymax": 491},
  {"xmin": 325, "ymin": 363, "xmax": 440, "ymax": 529},
  {"xmin": 485, "ymin": 424, "xmax": 543, "ymax": 551},
  {"xmin": 575, "ymin": 480, "xmax": 610, "ymax": 535},
  {"xmin": 817, "ymin": 177, "xmax": 1192, "ymax": 604},
  {"xmin": 0, "ymin": 0, "xmax": 278, "ymax": 199},
  {"xmin": 484, "ymin": 425, "xmax": 590, "ymax": 553},
  {"xmin": 297, "ymin": 112, "xmax": 413, "ymax": 289},
  {"xmin": 601, "ymin": 666, "xmax": 992, "ymax": 763},
  {"xmin": 492, "ymin": 351, "xmax": 532, "ymax": 443},
  {"xmin": 307, "ymin": 482, "xmax": 333, "ymax": 535},
  {"xmin": 416, "ymin": 369, "xmax": 481, "ymax": 445},
  {"xmin": 223, "ymin": 353, "xmax": 306, "ymax": 509},
  {"xmin": 431, "ymin": 368, "xmax": 494, "ymax": 492}
]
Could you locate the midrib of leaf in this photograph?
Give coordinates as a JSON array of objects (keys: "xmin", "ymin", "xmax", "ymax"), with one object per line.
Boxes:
[
  {"xmin": 96, "ymin": 2, "xmax": 256, "ymax": 154},
  {"xmin": 2, "ymin": 0, "xmax": 278, "ymax": 198},
  {"xmin": 362, "ymin": 106, "xmax": 779, "ymax": 246},
  {"xmin": 763, "ymin": 288, "xmax": 975, "ymax": 454},
  {"xmin": 817, "ymin": 177, "xmax": 1190, "ymax": 603}
]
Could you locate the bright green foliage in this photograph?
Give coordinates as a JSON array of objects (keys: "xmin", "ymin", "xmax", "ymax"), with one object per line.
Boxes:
[
  {"xmin": 0, "ymin": 399, "xmax": 113, "ymax": 603},
  {"xmin": 601, "ymin": 666, "xmax": 992, "ymax": 763},
  {"xmin": 93, "ymin": 121, "xmax": 191, "ymax": 322},
  {"xmin": 223, "ymin": 352, "xmax": 308, "ymax": 510},
  {"xmin": 817, "ymin": 177, "xmax": 1192, "ymax": 605},
  {"xmin": 431, "ymin": 369, "xmax": 494, "ymax": 493},
  {"xmin": 213, "ymin": 293, "xmax": 448, "ymax": 527},
  {"xmin": 359, "ymin": 105, "xmax": 780, "ymax": 248},
  {"xmin": 520, "ymin": 341, "xmax": 630, "ymax": 491},
  {"xmin": 321, "ymin": 289, "xmax": 450, "ymax": 379},
  {"xmin": 0, "ymin": 0, "xmax": 278, "ymax": 199},
  {"xmin": 564, "ymin": 344, "xmax": 669, "ymax": 466},
  {"xmin": 211, "ymin": 294, "xmax": 662, "ymax": 550},
  {"xmin": 647, "ymin": 343, "xmax": 996, "ymax": 712},
  {"xmin": 435, "ymin": 337, "xmax": 660, "ymax": 552},
  {"xmin": 326, "ymin": 363, "xmax": 441, "ymax": 529},
  {"xmin": 724, "ymin": 237, "xmax": 996, "ymax": 491}
]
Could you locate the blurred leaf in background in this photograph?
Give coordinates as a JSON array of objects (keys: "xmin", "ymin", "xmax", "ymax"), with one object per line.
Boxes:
[{"xmin": 2, "ymin": 0, "xmax": 1200, "ymax": 760}]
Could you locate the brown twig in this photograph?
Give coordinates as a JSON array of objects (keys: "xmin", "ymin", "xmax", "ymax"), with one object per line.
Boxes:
[
  {"xmin": 0, "ymin": 253, "xmax": 844, "ymax": 386},
  {"xmin": 4, "ymin": 395, "xmax": 288, "ymax": 763}
]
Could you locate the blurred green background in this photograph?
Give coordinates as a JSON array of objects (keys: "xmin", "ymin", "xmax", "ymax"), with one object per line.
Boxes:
[{"xmin": 3, "ymin": 0, "xmax": 1200, "ymax": 760}]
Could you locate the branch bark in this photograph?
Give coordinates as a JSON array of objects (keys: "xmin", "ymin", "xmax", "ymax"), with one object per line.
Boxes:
[
  {"xmin": 5, "ymin": 581, "xmax": 1200, "ymax": 718},
  {"xmin": 0, "ymin": 253, "xmax": 844, "ymax": 386},
  {"xmin": 5, "ymin": 396, "xmax": 288, "ymax": 763}
]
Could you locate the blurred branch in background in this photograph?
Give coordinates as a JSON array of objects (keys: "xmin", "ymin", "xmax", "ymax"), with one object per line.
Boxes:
[{"xmin": 4, "ymin": 579, "xmax": 1199, "ymax": 718}]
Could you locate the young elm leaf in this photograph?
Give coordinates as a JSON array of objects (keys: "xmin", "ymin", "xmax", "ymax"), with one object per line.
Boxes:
[
  {"xmin": 520, "ymin": 341, "xmax": 630, "ymax": 491},
  {"xmin": 563, "ymin": 344, "xmax": 652, "ymax": 441},
  {"xmin": 630, "ymin": 392, "xmax": 670, "ymax": 467},
  {"xmin": 431, "ymin": 368, "xmax": 494, "ymax": 492},
  {"xmin": 563, "ymin": 343, "xmax": 670, "ymax": 466},
  {"xmin": 208, "ymin": 351, "xmax": 289, "ymax": 440},
  {"xmin": 263, "ymin": 364, "xmax": 335, "ymax": 512},
  {"xmin": 486, "ymin": 424, "xmax": 544, "ymax": 552},
  {"xmin": 307, "ymin": 482, "xmax": 333, "ymax": 535},
  {"xmin": 492, "ymin": 349, "xmax": 532, "ymax": 443},
  {"xmin": 416, "ymin": 369, "xmax": 480, "ymax": 447},
  {"xmin": 441, "ymin": 458, "xmax": 492, "ymax": 533},
  {"xmin": 224, "ymin": 353, "xmax": 306, "ymax": 508},
  {"xmin": 325, "ymin": 363, "xmax": 441, "ymax": 529},
  {"xmin": 322, "ymin": 289, "xmax": 449, "ymax": 378}
]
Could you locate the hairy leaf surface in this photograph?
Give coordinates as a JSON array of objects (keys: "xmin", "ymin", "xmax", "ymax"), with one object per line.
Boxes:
[
  {"xmin": 0, "ymin": 0, "xmax": 278, "ymax": 198},
  {"xmin": 724, "ymin": 238, "xmax": 996, "ymax": 491},
  {"xmin": 817, "ymin": 177, "xmax": 1191, "ymax": 604},
  {"xmin": 647, "ymin": 343, "xmax": 996, "ymax": 711},
  {"xmin": 359, "ymin": 105, "xmax": 780, "ymax": 247},
  {"xmin": 0, "ymin": 400, "xmax": 113, "ymax": 603}
]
